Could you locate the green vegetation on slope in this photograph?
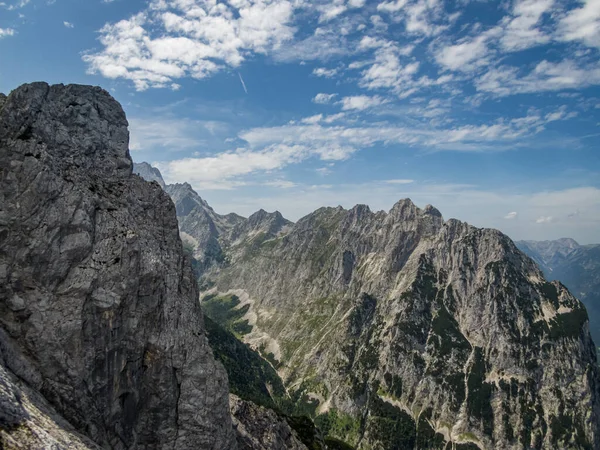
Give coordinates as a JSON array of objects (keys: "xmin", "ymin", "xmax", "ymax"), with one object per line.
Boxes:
[
  {"xmin": 202, "ymin": 293, "xmax": 252, "ymax": 337},
  {"xmin": 203, "ymin": 315, "xmax": 287, "ymax": 410},
  {"xmin": 203, "ymin": 310, "xmax": 347, "ymax": 449},
  {"xmin": 315, "ymin": 409, "xmax": 362, "ymax": 446}
]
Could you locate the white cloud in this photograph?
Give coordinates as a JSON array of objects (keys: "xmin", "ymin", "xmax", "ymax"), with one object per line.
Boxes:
[
  {"xmin": 339, "ymin": 95, "xmax": 388, "ymax": 110},
  {"xmin": 377, "ymin": 0, "xmax": 408, "ymax": 13},
  {"xmin": 322, "ymin": 112, "xmax": 346, "ymax": 123},
  {"xmin": 557, "ymin": 0, "xmax": 600, "ymax": 49},
  {"xmin": 435, "ymin": 34, "xmax": 492, "ymax": 72},
  {"xmin": 301, "ymin": 114, "xmax": 323, "ymax": 124},
  {"xmin": 358, "ymin": 40, "xmax": 422, "ymax": 96},
  {"xmin": 84, "ymin": 0, "xmax": 297, "ymax": 90},
  {"xmin": 476, "ymin": 60, "xmax": 600, "ymax": 96},
  {"xmin": 504, "ymin": 211, "xmax": 518, "ymax": 219},
  {"xmin": 0, "ymin": 28, "xmax": 15, "ymax": 38},
  {"xmin": 63, "ymin": 21, "xmax": 74, "ymax": 28},
  {"xmin": 312, "ymin": 67, "xmax": 339, "ymax": 78},
  {"xmin": 500, "ymin": 0, "xmax": 554, "ymax": 51},
  {"xmin": 157, "ymin": 144, "xmax": 307, "ymax": 189},
  {"xmin": 348, "ymin": 0, "xmax": 366, "ymax": 7},
  {"xmin": 272, "ymin": 27, "xmax": 353, "ymax": 62},
  {"xmin": 536, "ymin": 215, "xmax": 554, "ymax": 223},
  {"xmin": 313, "ymin": 93, "xmax": 338, "ymax": 104},
  {"xmin": 264, "ymin": 179, "xmax": 297, "ymax": 188},
  {"xmin": 129, "ymin": 117, "xmax": 228, "ymax": 151},
  {"xmin": 318, "ymin": 3, "xmax": 347, "ymax": 23},
  {"xmin": 384, "ymin": 179, "xmax": 414, "ymax": 184},
  {"xmin": 4, "ymin": 0, "xmax": 29, "ymax": 10},
  {"xmin": 402, "ymin": 0, "xmax": 448, "ymax": 36},
  {"xmin": 238, "ymin": 107, "xmax": 570, "ymax": 155}
]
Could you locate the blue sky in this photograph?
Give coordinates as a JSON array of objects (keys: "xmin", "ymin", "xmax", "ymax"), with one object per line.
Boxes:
[{"xmin": 1, "ymin": 0, "xmax": 600, "ymax": 243}]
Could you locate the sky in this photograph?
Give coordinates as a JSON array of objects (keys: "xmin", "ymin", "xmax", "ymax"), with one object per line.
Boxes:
[{"xmin": 1, "ymin": 0, "xmax": 600, "ymax": 243}]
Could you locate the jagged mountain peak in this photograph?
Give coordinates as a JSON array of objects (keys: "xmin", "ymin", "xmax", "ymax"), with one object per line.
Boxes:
[
  {"xmin": 133, "ymin": 161, "xmax": 166, "ymax": 188},
  {"xmin": 247, "ymin": 208, "xmax": 289, "ymax": 226},
  {"xmin": 1, "ymin": 82, "xmax": 132, "ymax": 179},
  {"xmin": 557, "ymin": 237, "xmax": 580, "ymax": 247},
  {"xmin": 423, "ymin": 203, "xmax": 443, "ymax": 217}
]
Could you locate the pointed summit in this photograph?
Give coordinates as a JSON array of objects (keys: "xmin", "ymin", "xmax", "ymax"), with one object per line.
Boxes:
[{"xmin": 133, "ymin": 162, "xmax": 166, "ymax": 188}]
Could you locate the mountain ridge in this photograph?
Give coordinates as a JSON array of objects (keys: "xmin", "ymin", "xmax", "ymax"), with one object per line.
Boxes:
[
  {"xmin": 516, "ymin": 238, "xmax": 600, "ymax": 345},
  {"xmin": 135, "ymin": 162, "xmax": 600, "ymax": 449}
]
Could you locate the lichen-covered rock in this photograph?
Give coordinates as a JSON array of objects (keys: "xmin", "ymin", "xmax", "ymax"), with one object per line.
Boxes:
[
  {"xmin": 229, "ymin": 394, "xmax": 312, "ymax": 450},
  {"xmin": 0, "ymin": 83, "xmax": 236, "ymax": 449}
]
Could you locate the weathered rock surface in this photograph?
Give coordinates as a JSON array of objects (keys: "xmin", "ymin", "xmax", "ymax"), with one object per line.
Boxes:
[
  {"xmin": 0, "ymin": 362, "xmax": 100, "ymax": 449},
  {"xmin": 133, "ymin": 161, "xmax": 166, "ymax": 189},
  {"xmin": 229, "ymin": 394, "xmax": 308, "ymax": 450},
  {"xmin": 0, "ymin": 83, "xmax": 236, "ymax": 449},
  {"xmin": 162, "ymin": 182, "xmax": 244, "ymax": 274},
  {"xmin": 517, "ymin": 238, "xmax": 600, "ymax": 344},
  {"xmin": 205, "ymin": 201, "xmax": 600, "ymax": 449}
]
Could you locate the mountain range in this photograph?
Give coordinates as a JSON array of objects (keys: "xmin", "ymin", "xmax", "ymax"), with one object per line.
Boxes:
[{"xmin": 134, "ymin": 161, "xmax": 600, "ymax": 449}]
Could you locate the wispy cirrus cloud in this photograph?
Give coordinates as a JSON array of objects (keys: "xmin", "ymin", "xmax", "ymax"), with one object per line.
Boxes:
[
  {"xmin": 240, "ymin": 106, "xmax": 574, "ymax": 153},
  {"xmin": 476, "ymin": 60, "xmax": 600, "ymax": 96}
]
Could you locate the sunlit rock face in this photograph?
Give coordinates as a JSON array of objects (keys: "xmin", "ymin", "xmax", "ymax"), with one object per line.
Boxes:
[
  {"xmin": 0, "ymin": 83, "xmax": 236, "ymax": 449},
  {"xmin": 517, "ymin": 238, "xmax": 600, "ymax": 345}
]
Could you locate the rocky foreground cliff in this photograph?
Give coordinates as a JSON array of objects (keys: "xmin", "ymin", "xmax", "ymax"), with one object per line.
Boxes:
[
  {"xmin": 136, "ymin": 165, "xmax": 600, "ymax": 450},
  {"xmin": 0, "ymin": 83, "xmax": 238, "ymax": 448}
]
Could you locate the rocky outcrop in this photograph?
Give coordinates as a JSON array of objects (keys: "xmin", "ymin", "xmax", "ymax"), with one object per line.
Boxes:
[
  {"xmin": 0, "ymin": 83, "xmax": 236, "ymax": 449},
  {"xmin": 230, "ymin": 394, "xmax": 309, "ymax": 450},
  {"xmin": 133, "ymin": 161, "xmax": 166, "ymax": 189},
  {"xmin": 132, "ymin": 165, "xmax": 288, "ymax": 282},
  {"xmin": 162, "ymin": 182, "xmax": 244, "ymax": 274},
  {"xmin": 205, "ymin": 200, "xmax": 600, "ymax": 449},
  {"xmin": 0, "ymin": 363, "xmax": 100, "ymax": 449},
  {"xmin": 517, "ymin": 239, "xmax": 600, "ymax": 344}
]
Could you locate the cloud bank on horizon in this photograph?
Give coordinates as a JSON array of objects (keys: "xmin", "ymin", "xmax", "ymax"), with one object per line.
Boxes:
[{"xmin": 1, "ymin": 0, "xmax": 599, "ymax": 242}]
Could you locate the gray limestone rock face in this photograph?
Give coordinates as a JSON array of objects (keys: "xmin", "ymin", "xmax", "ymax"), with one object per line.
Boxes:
[
  {"xmin": 0, "ymin": 362, "xmax": 101, "ymax": 450},
  {"xmin": 517, "ymin": 238, "xmax": 600, "ymax": 345},
  {"xmin": 133, "ymin": 162, "xmax": 166, "ymax": 189},
  {"xmin": 229, "ymin": 394, "xmax": 308, "ymax": 450},
  {"xmin": 0, "ymin": 83, "xmax": 236, "ymax": 449}
]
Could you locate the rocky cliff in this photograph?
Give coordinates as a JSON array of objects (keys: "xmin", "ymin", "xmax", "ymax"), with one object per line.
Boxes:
[
  {"xmin": 201, "ymin": 201, "xmax": 600, "ymax": 449},
  {"xmin": 0, "ymin": 83, "xmax": 236, "ymax": 449},
  {"xmin": 517, "ymin": 239, "xmax": 600, "ymax": 345},
  {"xmin": 133, "ymin": 161, "xmax": 166, "ymax": 189}
]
